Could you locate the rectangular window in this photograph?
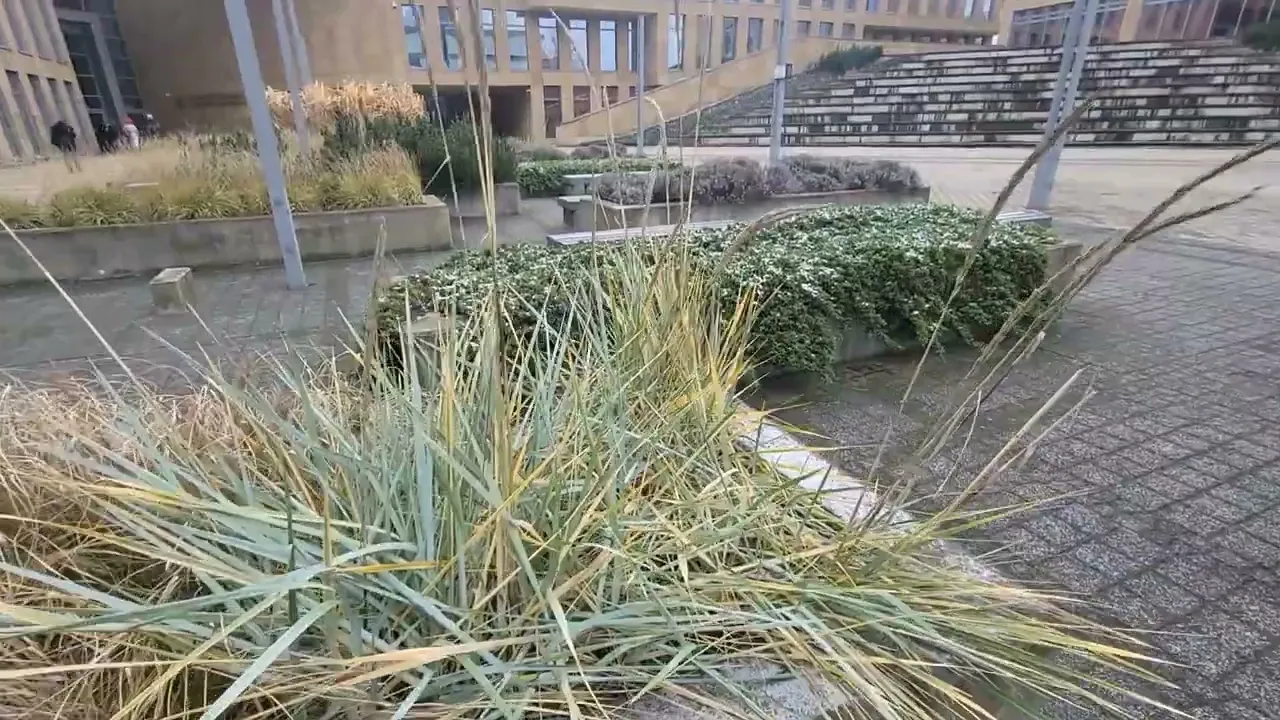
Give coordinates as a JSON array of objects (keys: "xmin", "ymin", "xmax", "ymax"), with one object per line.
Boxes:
[
  {"xmin": 481, "ymin": 8, "xmax": 497, "ymax": 69},
  {"xmin": 49, "ymin": 77, "xmax": 73, "ymax": 132},
  {"xmin": 822, "ymin": 0, "xmax": 835, "ymax": 8},
  {"xmin": 799, "ymin": 0, "xmax": 811, "ymax": 6},
  {"xmin": 629, "ymin": 85, "xmax": 637, "ymax": 98},
  {"xmin": 507, "ymin": 11, "xmax": 528, "ymax": 70},
  {"xmin": 539, "ymin": 16, "xmax": 559, "ymax": 70},
  {"xmin": 962, "ymin": 0, "xmax": 974, "ymax": 15},
  {"xmin": 7, "ymin": 71, "xmax": 41, "ymax": 151},
  {"xmin": 27, "ymin": 0, "xmax": 54, "ymax": 59},
  {"xmin": 721, "ymin": 16, "xmax": 738, "ymax": 62},
  {"xmin": 841, "ymin": 22, "xmax": 856, "ymax": 37},
  {"xmin": 5, "ymin": 2, "xmax": 29, "ymax": 52},
  {"xmin": 542, "ymin": 86, "xmax": 561, "ymax": 139},
  {"xmin": 438, "ymin": 7, "xmax": 462, "ymax": 69},
  {"xmin": 907, "ymin": 0, "xmax": 920, "ymax": 14},
  {"xmin": 401, "ymin": 5, "xmax": 426, "ymax": 68},
  {"xmin": 27, "ymin": 74, "xmax": 52, "ymax": 129},
  {"xmin": 695, "ymin": 15, "xmax": 711, "ymax": 68},
  {"xmin": 867, "ymin": 0, "xmax": 880, "ymax": 11},
  {"xmin": 888, "ymin": 0, "xmax": 900, "ymax": 12},
  {"xmin": 568, "ymin": 18, "xmax": 587, "ymax": 71},
  {"xmin": 605, "ymin": 85, "xmax": 619, "ymax": 105},
  {"xmin": 819, "ymin": 21, "xmax": 834, "ymax": 35},
  {"xmin": 747, "ymin": 17, "xmax": 764, "ymax": 52},
  {"xmin": 629, "ymin": 20, "xmax": 639, "ymax": 71},
  {"xmin": 773, "ymin": 19, "xmax": 781, "ymax": 42},
  {"xmin": 846, "ymin": 0, "xmax": 857, "ymax": 8},
  {"xmin": 0, "ymin": 83, "xmax": 23, "ymax": 157},
  {"xmin": 668, "ymin": 14, "xmax": 685, "ymax": 69},
  {"xmin": 572, "ymin": 85, "xmax": 591, "ymax": 116},
  {"xmin": 797, "ymin": 20, "xmax": 811, "ymax": 35},
  {"xmin": 601, "ymin": 19, "xmax": 617, "ymax": 72}
]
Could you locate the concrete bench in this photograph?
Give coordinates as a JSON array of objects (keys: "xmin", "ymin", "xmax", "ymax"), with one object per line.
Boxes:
[
  {"xmin": 557, "ymin": 194, "xmax": 593, "ymax": 228},
  {"xmin": 996, "ymin": 208, "xmax": 1053, "ymax": 227},
  {"xmin": 546, "ymin": 219, "xmax": 736, "ymax": 247}
]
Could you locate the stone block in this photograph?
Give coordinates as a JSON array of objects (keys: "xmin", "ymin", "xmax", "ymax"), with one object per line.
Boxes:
[{"xmin": 149, "ymin": 267, "xmax": 196, "ymax": 313}]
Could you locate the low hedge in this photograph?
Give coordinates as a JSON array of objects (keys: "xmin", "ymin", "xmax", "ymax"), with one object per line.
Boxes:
[
  {"xmin": 377, "ymin": 204, "xmax": 1054, "ymax": 376},
  {"xmin": 596, "ymin": 156, "xmax": 924, "ymax": 206},
  {"xmin": 0, "ymin": 147, "xmax": 423, "ymax": 229},
  {"xmin": 516, "ymin": 157, "xmax": 678, "ymax": 198}
]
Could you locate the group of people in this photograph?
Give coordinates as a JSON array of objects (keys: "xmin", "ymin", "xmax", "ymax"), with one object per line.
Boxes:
[{"xmin": 48, "ymin": 113, "xmax": 160, "ymax": 172}]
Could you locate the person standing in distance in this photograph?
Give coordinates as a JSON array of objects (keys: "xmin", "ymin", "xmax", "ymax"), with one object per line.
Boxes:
[{"xmin": 50, "ymin": 120, "xmax": 81, "ymax": 172}]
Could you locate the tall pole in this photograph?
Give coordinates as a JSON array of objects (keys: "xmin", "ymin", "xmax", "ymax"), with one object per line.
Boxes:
[
  {"xmin": 636, "ymin": 15, "xmax": 646, "ymax": 156},
  {"xmin": 224, "ymin": 0, "xmax": 306, "ymax": 290},
  {"xmin": 769, "ymin": 0, "xmax": 794, "ymax": 164},
  {"xmin": 271, "ymin": 0, "xmax": 310, "ymax": 155},
  {"xmin": 283, "ymin": 0, "xmax": 312, "ymax": 84},
  {"xmin": 1027, "ymin": 0, "xmax": 1098, "ymax": 212}
]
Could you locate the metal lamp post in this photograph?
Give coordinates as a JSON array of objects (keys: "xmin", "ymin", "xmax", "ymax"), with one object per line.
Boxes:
[
  {"xmin": 769, "ymin": 0, "xmax": 794, "ymax": 164},
  {"xmin": 224, "ymin": 0, "xmax": 306, "ymax": 290},
  {"xmin": 1027, "ymin": 0, "xmax": 1100, "ymax": 212}
]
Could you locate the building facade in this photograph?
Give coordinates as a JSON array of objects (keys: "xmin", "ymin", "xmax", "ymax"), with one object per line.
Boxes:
[
  {"xmin": 0, "ymin": 0, "xmax": 92, "ymax": 162},
  {"xmin": 113, "ymin": 0, "xmax": 1000, "ymax": 140},
  {"xmin": 0, "ymin": 0, "xmax": 149, "ymax": 163},
  {"xmin": 1000, "ymin": 0, "xmax": 1276, "ymax": 46}
]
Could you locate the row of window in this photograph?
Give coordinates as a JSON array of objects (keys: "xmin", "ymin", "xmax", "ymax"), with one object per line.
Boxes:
[
  {"xmin": 0, "ymin": 70, "xmax": 83, "ymax": 159},
  {"xmin": 540, "ymin": 84, "xmax": 640, "ymax": 137},
  {"xmin": 3, "ymin": 0, "xmax": 67, "ymax": 63},
  {"xmin": 401, "ymin": 4, "xmax": 993, "ymax": 73}
]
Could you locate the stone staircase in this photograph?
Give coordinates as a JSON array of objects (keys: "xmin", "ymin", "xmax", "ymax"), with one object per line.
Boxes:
[{"xmin": 680, "ymin": 41, "xmax": 1280, "ymax": 146}]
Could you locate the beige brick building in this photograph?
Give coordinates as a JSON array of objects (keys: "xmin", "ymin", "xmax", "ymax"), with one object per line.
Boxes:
[{"xmin": 113, "ymin": 0, "xmax": 1001, "ymax": 141}]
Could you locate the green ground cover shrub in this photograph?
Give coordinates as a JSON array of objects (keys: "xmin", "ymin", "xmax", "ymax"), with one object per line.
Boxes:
[
  {"xmin": 515, "ymin": 157, "xmax": 676, "ymax": 197},
  {"xmin": 327, "ymin": 114, "xmax": 517, "ymax": 197},
  {"xmin": 379, "ymin": 203, "xmax": 1053, "ymax": 375}
]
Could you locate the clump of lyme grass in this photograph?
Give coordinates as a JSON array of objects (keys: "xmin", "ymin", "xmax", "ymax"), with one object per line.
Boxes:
[{"xmin": 0, "ymin": 239, "xmax": 1172, "ymax": 720}]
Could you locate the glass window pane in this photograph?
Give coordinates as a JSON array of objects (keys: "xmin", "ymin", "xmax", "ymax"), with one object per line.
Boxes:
[
  {"xmin": 540, "ymin": 16, "xmax": 559, "ymax": 70},
  {"xmin": 569, "ymin": 18, "xmax": 587, "ymax": 70},
  {"xmin": 438, "ymin": 7, "xmax": 462, "ymax": 69},
  {"xmin": 508, "ymin": 10, "xmax": 528, "ymax": 70},
  {"xmin": 668, "ymin": 14, "xmax": 685, "ymax": 68},
  {"xmin": 747, "ymin": 17, "xmax": 763, "ymax": 52},
  {"xmin": 722, "ymin": 16, "xmax": 737, "ymax": 62},
  {"xmin": 402, "ymin": 4, "xmax": 426, "ymax": 68},
  {"xmin": 601, "ymin": 19, "xmax": 617, "ymax": 71},
  {"xmin": 481, "ymin": 8, "xmax": 496, "ymax": 69}
]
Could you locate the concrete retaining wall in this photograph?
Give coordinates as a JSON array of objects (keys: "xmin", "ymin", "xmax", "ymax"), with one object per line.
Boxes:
[{"xmin": 1, "ymin": 197, "xmax": 452, "ymax": 285}]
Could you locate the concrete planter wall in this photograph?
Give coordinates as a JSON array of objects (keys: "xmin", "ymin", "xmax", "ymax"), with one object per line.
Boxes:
[
  {"xmin": 585, "ymin": 187, "xmax": 931, "ymax": 232},
  {"xmin": 447, "ymin": 182, "xmax": 521, "ymax": 219},
  {"xmin": 0, "ymin": 198, "xmax": 452, "ymax": 285}
]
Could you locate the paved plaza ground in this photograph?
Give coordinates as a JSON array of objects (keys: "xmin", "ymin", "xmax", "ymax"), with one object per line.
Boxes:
[{"xmin": 2, "ymin": 146, "xmax": 1279, "ymax": 718}]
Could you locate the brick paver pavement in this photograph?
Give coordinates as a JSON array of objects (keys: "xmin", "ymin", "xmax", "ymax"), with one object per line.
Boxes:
[{"xmin": 2, "ymin": 147, "xmax": 1280, "ymax": 718}]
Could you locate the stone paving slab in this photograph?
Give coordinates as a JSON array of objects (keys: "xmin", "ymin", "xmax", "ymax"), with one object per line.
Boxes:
[{"xmin": 750, "ymin": 237, "xmax": 1280, "ymax": 719}]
